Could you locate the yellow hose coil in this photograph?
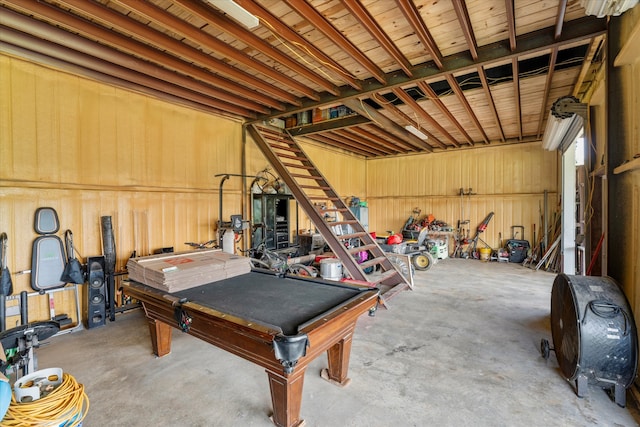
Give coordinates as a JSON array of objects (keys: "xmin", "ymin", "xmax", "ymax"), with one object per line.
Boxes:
[{"xmin": 1, "ymin": 372, "xmax": 89, "ymax": 426}]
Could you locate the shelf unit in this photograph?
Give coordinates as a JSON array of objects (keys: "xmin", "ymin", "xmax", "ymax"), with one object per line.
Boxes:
[{"xmin": 252, "ymin": 193, "xmax": 293, "ymax": 250}]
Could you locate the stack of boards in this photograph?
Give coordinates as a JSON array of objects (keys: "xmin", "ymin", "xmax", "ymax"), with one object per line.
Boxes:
[{"xmin": 127, "ymin": 249, "xmax": 251, "ymax": 293}]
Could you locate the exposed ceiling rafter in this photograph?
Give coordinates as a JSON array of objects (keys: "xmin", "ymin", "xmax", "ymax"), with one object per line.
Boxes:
[{"xmin": 0, "ymin": 0, "xmax": 604, "ymax": 157}]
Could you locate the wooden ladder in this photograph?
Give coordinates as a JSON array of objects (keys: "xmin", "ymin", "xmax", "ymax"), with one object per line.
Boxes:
[{"xmin": 247, "ymin": 124, "xmax": 409, "ymax": 301}]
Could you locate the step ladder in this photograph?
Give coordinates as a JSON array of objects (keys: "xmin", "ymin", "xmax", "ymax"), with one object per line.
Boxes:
[{"xmin": 247, "ymin": 124, "xmax": 409, "ymax": 302}]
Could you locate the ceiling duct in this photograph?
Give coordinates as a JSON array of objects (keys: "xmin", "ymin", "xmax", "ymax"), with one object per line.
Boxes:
[{"xmin": 542, "ymin": 96, "xmax": 587, "ymax": 151}]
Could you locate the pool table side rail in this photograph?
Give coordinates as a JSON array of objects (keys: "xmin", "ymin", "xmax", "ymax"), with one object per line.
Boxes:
[{"xmin": 297, "ymin": 290, "xmax": 379, "ymax": 335}]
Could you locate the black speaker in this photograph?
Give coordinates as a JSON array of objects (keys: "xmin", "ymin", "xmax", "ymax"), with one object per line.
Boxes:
[{"xmin": 86, "ymin": 256, "xmax": 106, "ymax": 329}]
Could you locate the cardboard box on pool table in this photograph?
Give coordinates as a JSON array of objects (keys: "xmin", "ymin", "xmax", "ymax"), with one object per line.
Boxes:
[{"xmin": 126, "ymin": 249, "xmax": 251, "ymax": 292}]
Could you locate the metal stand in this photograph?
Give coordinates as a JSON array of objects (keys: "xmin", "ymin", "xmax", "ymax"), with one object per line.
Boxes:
[
  {"xmin": 0, "ymin": 321, "xmax": 60, "ymax": 379},
  {"xmin": 4, "ymin": 285, "xmax": 84, "ymax": 337}
]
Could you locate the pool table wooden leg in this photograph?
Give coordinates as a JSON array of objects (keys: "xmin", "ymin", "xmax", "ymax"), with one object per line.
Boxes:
[
  {"xmin": 266, "ymin": 369, "xmax": 306, "ymax": 427},
  {"xmin": 147, "ymin": 318, "xmax": 172, "ymax": 357},
  {"xmin": 321, "ymin": 331, "xmax": 353, "ymax": 387}
]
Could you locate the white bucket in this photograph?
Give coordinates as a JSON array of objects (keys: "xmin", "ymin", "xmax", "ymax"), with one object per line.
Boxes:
[
  {"xmin": 222, "ymin": 229, "xmax": 235, "ymax": 254},
  {"xmin": 320, "ymin": 258, "xmax": 342, "ymax": 281}
]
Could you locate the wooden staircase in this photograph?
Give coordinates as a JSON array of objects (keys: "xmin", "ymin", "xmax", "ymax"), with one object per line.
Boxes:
[{"xmin": 247, "ymin": 124, "xmax": 409, "ymax": 301}]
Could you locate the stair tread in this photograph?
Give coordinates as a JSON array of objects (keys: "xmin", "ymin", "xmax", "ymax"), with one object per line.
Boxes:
[
  {"xmin": 336, "ymin": 232, "xmax": 367, "ymax": 240},
  {"xmin": 359, "ymin": 257, "xmax": 387, "ymax": 269},
  {"xmin": 348, "ymin": 244, "xmax": 378, "ymax": 253},
  {"xmin": 331, "ymin": 220, "xmax": 360, "ymax": 225},
  {"xmin": 291, "ymin": 174, "xmax": 323, "ymax": 180},
  {"xmin": 283, "ymin": 163, "xmax": 314, "ymax": 169},
  {"xmin": 278, "ymin": 153, "xmax": 308, "ymax": 161}
]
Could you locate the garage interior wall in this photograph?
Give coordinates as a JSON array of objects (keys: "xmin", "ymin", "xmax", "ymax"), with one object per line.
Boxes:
[
  {"xmin": 365, "ymin": 144, "xmax": 558, "ymax": 248},
  {"xmin": 604, "ymin": 8, "xmax": 640, "ymax": 323},
  {"xmin": 0, "ymin": 52, "xmax": 561, "ymax": 325},
  {"xmin": 0, "ymin": 54, "xmax": 244, "ymax": 324}
]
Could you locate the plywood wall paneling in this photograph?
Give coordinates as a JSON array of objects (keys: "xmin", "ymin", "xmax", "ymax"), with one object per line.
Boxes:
[
  {"xmin": 366, "ymin": 142, "xmax": 558, "ymax": 248},
  {"xmin": 5, "ymin": 59, "xmax": 38, "ymax": 180},
  {"xmin": 1, "ymin": 56, "xmax": 243, "ymax": 323},
  {"xmin": 1, "ymin": 54, "xmax": 565, "ymax": 329}
]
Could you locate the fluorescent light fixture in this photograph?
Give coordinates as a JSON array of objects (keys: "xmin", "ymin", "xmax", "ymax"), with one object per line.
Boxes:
[
  {"xmin": 581, "ymin": 0, "xmax": 638, "ymax": 17},
  {"xmin": 405, "ymin": 125, "xmax": 429, "ymax": 140},
  {"xmin": 206, "ymin": 0, "xmax": 259, "ymax": 29},
  {"xmin": 542, "ymin": 113, "xmax": 584, "ymax": 152}
]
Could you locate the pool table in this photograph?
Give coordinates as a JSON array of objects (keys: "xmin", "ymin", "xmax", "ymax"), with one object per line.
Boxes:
[{"xmin": 122, "ymin": 270, "xmax": 380, "ymax": 427}]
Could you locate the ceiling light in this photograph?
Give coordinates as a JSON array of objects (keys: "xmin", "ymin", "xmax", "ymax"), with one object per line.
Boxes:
[
  {"xmin": 581, "ymin": 0, "xmax": 639, "ymax": 18},
  {"xmin": 205, "ymin": 0, "xmax": 259, "ymax": 29},
  {"xmin": 405, "ymin": 125, "xmax": 429, "ymax": 140}
]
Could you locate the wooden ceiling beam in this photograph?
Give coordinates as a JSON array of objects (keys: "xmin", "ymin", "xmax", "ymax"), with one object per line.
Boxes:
[
  {"xmin": 341, "ymin": 0, "xmax": 413, "ymax": 77},
  {"xmin": 371, "ymin": 93, "xmax": 446, "ymax": 150},
  {"xmin": 0, "ymin": 41, "xmax": 236, "ymax": 119},
  {"xmin": 333, "ymin": 129, "xmax": 398, "ymax": 155},
  {"xmin": 512, "ymin": 57, "xmax": 523, "ymax": 140},
  {"xmin": 477, "ymin": 66, "xmax": 506, "ymax": 142},
  {"xmin": 52, "ymin": 0, "xmax": 302, "ymax": 106},
  {"xmin": 172, "ymin": 0, "xmax": 339, "ymax": 96},
  {"xmin": 417, "ymin": 81, "xmax": 473, "ymax": 145},
  {"xmin": 396, "ymin": 0, "xmax": 444, "ymax": 69},
  {"xmin": 372, "ymin": 94, "xmax": 444, "ymax": 151},
  {"xmin": 361, "ymin": 124, "xmax": 420, "ymax": 152},
  {"xmin": 255, "ymin": 16, "xmax": 606, "ymax": 121},
  {"xmin": 2, "ymin": 0, "xmax": 289, "ymax": 110},
  {"xmin": 346, "ymin": 126, "xmax": 409, "ymax": 153},
  {"xmin": 283, "ymin": 0, "xmax": 386, "ymax": 84},
  {"xmin": 286, "ymin": 115, "xmax": 371, "ymax": 136},
  {"xmin": 307, "ymin": 133, "xmax": 382, "ymax": 157},
  {"xmin": 555, "ymin": 0, "xmax": 568, "ymax": 40},
  {"xmin": 0, "ymin": 26, "xmax": 257, "ymax": 118},
  {"xmin": 392, "ymin": 87, "xmax": 460, "ymax": 147},
  {"xmin": 112, "ymin": 0, "xmax": 320, "ymax": 101},
  {"xmin": 572, "ymin": 34, "xmax": 605, "ymax": 98},
  {"xmin": 0, "ymin": 9, "xmax": 269, "ymax": 114},
  {"xmin": 343, "ymin": 98, "xmax": 434, "ymax": 152},
  {"xmin": 537, "ymin": 47, "xmax": 558, "ymax": 138},
  {"xmin": 505, "ymin": 0, "xmax": 516, "ymax": 51},
  {"xmin": 445, "ymin": 74, "xmax": 489, "ymax": 144},
  {"xmin": 233, "ymin": 0, "xmax": 361, "ymax": 91},
  {"xmin": 452, "ymin": 0, "xmax": 478, "ymax": 60}
]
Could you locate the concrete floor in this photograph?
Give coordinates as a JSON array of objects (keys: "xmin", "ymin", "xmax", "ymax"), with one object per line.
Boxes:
[{"xmin": 35, "ymin": 259, "xmax": 639, "ymax": 426}]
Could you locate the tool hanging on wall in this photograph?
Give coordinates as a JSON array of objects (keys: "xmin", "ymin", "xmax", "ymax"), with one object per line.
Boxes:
[{"xmin": 60, "ymin": 230, "xmax": 84, "ymax": 285}]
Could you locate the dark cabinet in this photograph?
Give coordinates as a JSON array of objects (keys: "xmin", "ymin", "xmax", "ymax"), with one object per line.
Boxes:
[{"xmin": 252, "ymin": 194, "xmax": 292, "ymax": 250}]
